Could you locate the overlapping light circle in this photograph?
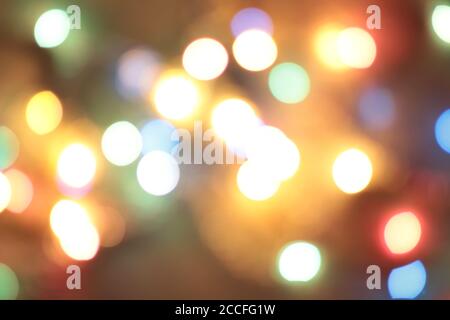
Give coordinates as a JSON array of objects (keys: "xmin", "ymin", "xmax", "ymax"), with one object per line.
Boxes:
[
  {"xmin": 50, "ymin": 199, "xmax": 100, "ymax": 261},
  {"xmin": 0, "ymin": 172, "xmax": 12, "ymax": 213},
  {"xmin": 152, "ymin": 72, "xmax": 199, "ymax": 120},
  {"xmin": 4, "ymin": 169, "xmax": 33, "ymax": 214},
  {"xmin": 57, "ymin": 143, "xmax": 97, "ymax": 189}
]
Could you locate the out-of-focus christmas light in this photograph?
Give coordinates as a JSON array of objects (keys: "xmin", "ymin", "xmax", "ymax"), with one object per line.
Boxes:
[
  {"xmin": 435, "ymin": 109, "xmax": 450, "ymax": 154},
  {"xmin": 140, "ymin": 119, "xmax": 179, "ymax": 155},
  {"xmin": 332, "ymin": 148, "xmax": 373, "ymax": 194},
  {"xmin": 384, "ymin": 211, "xmax": 422, "ymax": 255},
  {"xmin": 0, "ymin": 127, "xmax": 19, "ymax": 170},
  {"xmin": 5, "ymin": 169, "xmax": 33, "ymax": 214},
  {"xmin": 432, "ymin": 5, "xmax": 450, "ymax": 44},
  {"xmin": 236, "ymin": 160, "xmax": 280, "ymax": 201},
  {"xmin": 101, "ymin": 121, "xmax": 142, "ymax": 166},
  {"xmin": 136, "ymin": 151, "xmax": 180, "ymax": 196},
  {"xmin": 0, "ymin": 263, "xmax": 19, "ymax": 300},
  {"xmin": 314, "ymin": 25, "xmax": 346, "ymax": 70},
  {"xmin": 116, "ymin": 48, "xmax": 161, "ymax": 100},
  {"xmin": 358, "ymin": 87, "xmax": 395, "ymax": 131},
  {"xmin": 0, "ymin": 172, "xmax": 12, "ymax": 213},
  {"xmin": 245, "ymin": 126, "xmax": 300, "ymax": 182},
  {"xmin": 278, "ymin": 241, "xmax": 322, "ymax": 282},
  {"xmin": 232, "ymin": 29, "xmax": 277, "ymax": 71},
  {"xmin": 182, "ymin": 38, "xmax": 228, "ymax": 81},
  {"xmin": 50, "ymin": 199, "xmax": 100, "ymax": 261},
  {"xmin": 211, "ymin": 98, "xmax": 262, "ymax": 155},
  {"xmin": 26, "ymin": 91, "xmax": 63, "ymax": 135},
  {"xmin": 268, "ymin": 62, "xmax": 310, "ymax": 104},
  {"xmin": 152, "ymin": 71, "xmax": 200, "ymax": 121},
  {"xmin": 388, "ymin": 260, "xmax": 426, "ymax": 299},
  {"xmin": 336, "ymin": 27, "xmax": 376, "ymax": 69},
  {"xmin": 34, "ymin": 9, "xmax": 70, "ymax": 48},
  {"xmin": 57, "ymin": 143, "xmax": 97, "ymax": 189},
  {"xmin": 230, "ymin": 7, "xmax": 273, "ymax": 37}
]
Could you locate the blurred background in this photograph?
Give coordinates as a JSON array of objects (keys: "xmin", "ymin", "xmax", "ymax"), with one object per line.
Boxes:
[{"xmin": 0, "ymin": 0, "xmax": 450, "ymax": 299}]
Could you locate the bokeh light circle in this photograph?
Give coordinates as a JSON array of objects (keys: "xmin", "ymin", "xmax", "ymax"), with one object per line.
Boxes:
[
  {"xmin": 245, "ymin": 126, "xmax": 301, "ymax": 181},
  {"xmin": 314, "ymin": 26, "xmax": 346, "ymax": 70},
  {"xmin": 435, "ymin": 109, "xmax": 450, "ymax": 154},
  {"xmin": 50, "ymin": 199, "xmax": 100, "ymax": 261},
  {"xmin": 230, "ymin": 7, "xmax": 273, "ymax": 37},
  {"xmin": 384, "ymin": 211, "xmax": 421, "ymax": 255},
  {"xmin": 432, "ymin": 5, "xmax": 450, "ymax": 44},
  {"xmin": 182, "ymin": 38, "xmax": 228, "ymax": 80},
  {"xmin": 332, "ymin": 148, "xmax": 373, "ymax": 194},
  {"xmin": 34, "ymin": 9, "xmax": 70, "ymax": 48},
  {"xmin": 278, "ymin": 241, "xmax": 322, "ymax": 282},
  {"xmin": 358, "ymin": 87, "xmax": 395, "ymax": 131},
  {"xmin": 153, "ymin": 73, "xmax": 199, "ymax": 120},
  {"xmin": 101, "ymin": 121, "xmax": 143, "ymax": 166},
  {"xmin": 336, "ymin": 27, "xmax": 376, "ymax": 69},
  {"xmin": 140, "ymin": 119, "xmax": 179, "ymax": 155},
  {"xmin": 0, "ymin": 172, "xmax": 12, "ymax": 213},
  {"xmin": 237, "ymin": 160, "xmax": 280, "ymax": 201},
  {"xmin": 116, "ymin": 48, "xmax": 161, "ymax": 100},
  {"xmin": 26, "ymin": 90, "xmax": 63, "ymax": 135},
  {"xmin": 0, "ymin": 127, "xmax": 19, "ymax": 170},
  {"xmin": 388, "ymin": 260, "xmax": 426, "ymax": 299},
  {"xmin": 57, "ymin": 143, "xmax": 97, "ymax": 189},
  {"xmin": 0, "ymin": 263, "xmax": 19, "ymax": 300},
  {"xmin": 137, "ymin": 151, "xmax": 180, "ymax": 196},
  {"xmin": 268, "ymin": 63, "xmax": 310, "ymax": 104},
  {"xmin": 211, "ymin": 98, "xmax": 262, "ymax": 155},
  {"xmin": 5, "ymin": 169, "xmax": 33, "ymax": 214},
  {"xmin": 232, "ymin": 30, "xmax": 277, "ymax": 71}
]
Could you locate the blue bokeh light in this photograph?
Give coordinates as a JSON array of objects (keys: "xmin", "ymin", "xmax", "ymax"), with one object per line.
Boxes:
[
  {"xmin": 140, "ymin": 119, "xmax": 179, "ymax": 155},
  {"xmin": 435, "ymin": 108, "xmax": 450, "ymax": 154},
  {"xmin": 388, "ymin": 260, "xmax": 427, "ymax": 299},
  {"xmin": 230, "ymin": 8, "xmax": 273, "ymax": 37},
  {"xmin": 358, "ymin": 87, "xmax": 395, "ymax": 131}
]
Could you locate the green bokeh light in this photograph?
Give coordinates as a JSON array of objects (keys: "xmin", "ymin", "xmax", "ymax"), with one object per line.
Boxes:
[
  {"xmin": 0, "ymin": 126, "xmax": 20, "ymax": 170},
  {"xmin": 0, "ymin": 263, "xmax": 19, "ymax": 300},
  {"xmin": 268, "ymin": 62, "xmax": 310, "ymax": 104},
  {"xmin": 34, "ymin": 9, "xmax": 70, "ymax": 48}
]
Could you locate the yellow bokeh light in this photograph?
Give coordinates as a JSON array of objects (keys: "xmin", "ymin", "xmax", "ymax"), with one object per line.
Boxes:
[
  {"xmin": 57, "ymin": 143, "xmax": 97, "ymax": 189},
  {"xmin": 314, "ymin": 26, "xmax": 346, "ymax": 70},
  {"xmin": 245, "ymin": 126, "xmax": 301, "ymax": 181},
  {"xmin": 5, "ymin": 169, "xmax": 33, "ymax": 214},
  {"xmin": 237, "ymin": 160, "xmax": 280, "ymax": 201},
  {"xmin": 0, "ymin": 172, "xmax": 12, "ymax": 213},
  {"xmin": 211, "ymin": 98, "xmax": 261, "ymax": 154},
  {"xmin": 232, "ymin": 29, "xmax": 278, "ymax": 71},
  {"xmin": 332, "ymin": 148, "xmax": 373, "ymax": 194},
  {"xmin": 336, "ymin": 27, "xmax": 376, "ymax": 69},
  {"xmin": 26, "ymin": 90, "xmax": 63, "ymax": 135},
  {"xmin": 384, "ymin": 211, "xmax": 421, "ymax": 255},
  {"xmin": 50, "ymin": 199, "xmax": 100, "ymax": 261},
  {"xmin": 432, "ymin": 5, "xmax": 450, "ymax": 44},
  {"xmin": 182, "ymin": 38, "xmax": 228, "ymax": 80},
  {"xmin": 152, "ymin": 72, "xmax": 200, "ymax": 120}
]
